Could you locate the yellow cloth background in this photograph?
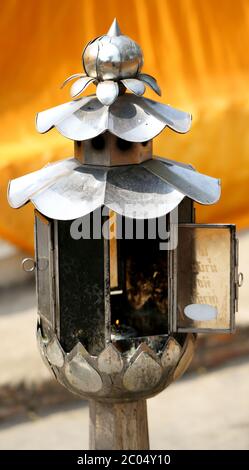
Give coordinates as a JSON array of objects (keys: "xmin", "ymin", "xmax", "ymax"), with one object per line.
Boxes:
[{"xmin": 0, "ymin": 0, "xmax": 249, "ymax": 252}]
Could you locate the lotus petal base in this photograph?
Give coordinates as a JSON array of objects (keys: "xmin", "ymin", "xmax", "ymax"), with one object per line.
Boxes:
[{"xmin": 37, "ymin": 322, "xmax": 196, "ymax": 402}]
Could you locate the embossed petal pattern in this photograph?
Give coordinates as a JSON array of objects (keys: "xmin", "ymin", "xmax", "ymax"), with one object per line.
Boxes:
[
  {"xmin": 65, "ymin": 352, "xmax": 102, "ymax": 393},
  {"xmin": 98, "ymin": 344, "xmax": 123, "ymax": 374},
  {"xmin": 123, "ymin": 352, "xmax": 162, "ymax": 392}
]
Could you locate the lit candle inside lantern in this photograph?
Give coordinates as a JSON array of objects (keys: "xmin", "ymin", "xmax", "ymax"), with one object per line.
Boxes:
[{"xmin": 111, "ymin": 318, "xmax": 137, "ymax": 344}]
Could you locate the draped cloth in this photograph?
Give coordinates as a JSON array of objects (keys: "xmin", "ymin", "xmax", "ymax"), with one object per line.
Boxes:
[{"xmin": 0, "ymin": 0, "xmax": 248, "ymax": 252}]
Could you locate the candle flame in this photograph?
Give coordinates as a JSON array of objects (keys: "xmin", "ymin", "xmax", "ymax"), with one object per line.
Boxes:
[{"xmin": 115, "ymin": 319, "xmax": 120, "ymax": 326}]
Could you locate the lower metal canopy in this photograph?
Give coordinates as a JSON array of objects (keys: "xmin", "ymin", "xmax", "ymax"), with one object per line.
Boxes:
[{"xmin": 8, "ymin": 156, "xmax": 220, "ymax": 221}]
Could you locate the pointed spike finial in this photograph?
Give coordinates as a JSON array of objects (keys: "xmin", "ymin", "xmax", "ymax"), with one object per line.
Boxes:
[{"xmin": 107, "ymin": 18, "xmax": 122, "ymax": 37}]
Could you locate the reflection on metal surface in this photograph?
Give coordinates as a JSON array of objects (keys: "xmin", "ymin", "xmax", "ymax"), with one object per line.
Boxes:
[
  {"xmin": 123, "ymin": 352, "xmax": 162, "ymax": 392},
  {"xmin": 37, "ymin": 257, "xmax": 49, "ymax": 272},
  {"xmin": 115, "ymin": 335, "xmax": 169, "ymax": 356},
  {"xmin": 83, "ymin": 19, "xmax": 143, "ymax": 81},
  {"xmin": 35, "ymin": 94, "xmax": 191, "ymax": 142},
  {"xmin": 184, "ymin": 304, "xmax": 218, "ymax": 321}
]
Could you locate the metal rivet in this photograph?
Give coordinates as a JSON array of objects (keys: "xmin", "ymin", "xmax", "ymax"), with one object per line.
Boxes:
[{"xmin": 238, "ymin": 272, "xmax": 244, "ymax": 288}]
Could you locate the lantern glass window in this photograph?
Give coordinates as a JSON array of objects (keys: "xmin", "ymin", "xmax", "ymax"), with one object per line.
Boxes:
[
  {"xmin": 54, "ymin": 212, "xmax": 110, "ymax": 356},
  {"xmin": 110, "ymin": 216, "xmax": 169, "ymax": 346}
]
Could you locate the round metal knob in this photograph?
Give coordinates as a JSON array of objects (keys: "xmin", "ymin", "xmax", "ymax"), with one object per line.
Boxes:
[{"xmin": 83, "ymin": 35, "xmax": 143, "ymax": 81}]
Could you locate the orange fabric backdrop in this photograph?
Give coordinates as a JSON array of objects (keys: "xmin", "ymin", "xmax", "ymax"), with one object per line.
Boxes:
[{"xmin": 0, "ymin": 0, "xmax": 249, "ymax": 252}]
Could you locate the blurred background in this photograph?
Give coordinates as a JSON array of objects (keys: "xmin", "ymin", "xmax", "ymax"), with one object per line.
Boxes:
[{"xmin": 0, "ymin": 0, "xmax": 249, "ymax": 449}]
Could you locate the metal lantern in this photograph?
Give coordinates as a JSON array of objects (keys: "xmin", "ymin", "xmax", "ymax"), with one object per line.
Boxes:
[{"xmin": 8, "ymin": 19, "xmax": 241, "ymax": 450}]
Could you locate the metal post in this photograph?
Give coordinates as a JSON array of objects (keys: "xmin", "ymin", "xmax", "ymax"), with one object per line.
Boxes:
[{"xmin": 89, "ymin": 399, "xmax": 149, "ymax": 450}]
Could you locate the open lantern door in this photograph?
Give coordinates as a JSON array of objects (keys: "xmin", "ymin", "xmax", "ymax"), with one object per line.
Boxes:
[{"xmin": 170, "ymin": 224, "xmax": 239, "ymax": 334}]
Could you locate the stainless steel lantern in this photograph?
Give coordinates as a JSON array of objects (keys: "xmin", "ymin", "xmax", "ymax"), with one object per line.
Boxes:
[{"xmin": 8, "ymin": 19, "xmax": 241, "ymax": 450}]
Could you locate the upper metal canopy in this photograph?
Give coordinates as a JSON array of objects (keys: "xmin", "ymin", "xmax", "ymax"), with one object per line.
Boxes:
[
  {"xmin": 35, "ymin": 19, "xmax": 191, "ymax": 141},
  {"xmin": 8, "ymin": 157, "xmax": 220, "ymax": 220},
  {"xmin": 36, "ymin": 94, "xmax": 192, "ymax": 143}
]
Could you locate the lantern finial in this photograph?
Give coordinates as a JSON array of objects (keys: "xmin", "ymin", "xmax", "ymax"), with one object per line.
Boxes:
[{"xmin": 107, "ymin": 18, "xmax": 122, "ymax": 37}]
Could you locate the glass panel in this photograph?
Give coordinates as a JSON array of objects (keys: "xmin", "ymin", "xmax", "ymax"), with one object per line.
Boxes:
[
  {"xmin": 176, "ymin": 224, "xmax": 235, "ymax": 333},
  {"xmin": 57, "ymin": 211, "xmax": 108, "ymax": 356},
  {"xmin": 110, "ymin": 216, "xmax": 169, "ymax": 344},
  {"xmin": 35, "ymin": 211, "xmax": 54, "ymax": 330}
]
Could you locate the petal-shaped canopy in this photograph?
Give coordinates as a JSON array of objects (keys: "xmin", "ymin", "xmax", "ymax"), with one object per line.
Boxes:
[
  {"xmin": 105, "ymin": 165, "xmax": 184, "ymax": 219},
  {"xmin": 8, "ymin": 156, "xmax": 220, "ymax": 221},
  {"xmin": 8, "ymin": 158, "xmax": 107, "ymax": 220},
  {"xmin": 143, "ymin": 158, "xmax": 221, "ymax": 205},
  {"xmin": 141, "ymin": 98, "xmax": 192, "ymax": 134},
  {"xmin": 36, "ymin": 97, "xmax": 108, "ymax": 139},
  {"xmin": 36, "ymin": 98, "xmax": 93, "ymax": 134},
  {"xmin": 36, "ymin": 94, "xmax": 192, "ymax": 142},
  {"xmin": 8, "ymin": 159, "xmax": 79, "ymax": 209}
]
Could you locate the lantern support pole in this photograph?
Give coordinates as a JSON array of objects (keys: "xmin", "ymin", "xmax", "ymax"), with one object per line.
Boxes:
[{"xmin": 89, "ymin": 399, "xmax": 149, "ymax": 450}]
